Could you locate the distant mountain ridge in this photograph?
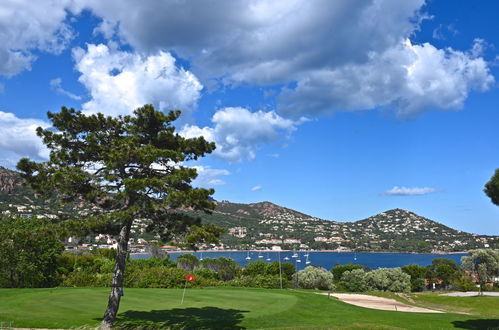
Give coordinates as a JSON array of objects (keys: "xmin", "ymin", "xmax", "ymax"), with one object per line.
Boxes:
[{"xmin": 1, "ymin": 166, "xmax": 498, "ymax": 252}]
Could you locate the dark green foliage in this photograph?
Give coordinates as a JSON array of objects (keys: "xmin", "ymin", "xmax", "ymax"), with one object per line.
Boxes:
[
  {"xmin": 16, "ymin": 105, "xmax": 218, "ymax": 243},
  {"xmin": 97, "ymin": 248, "xmax": 117, "ymax": 260},
  {"xmin": 331, "ymin": 263, "xmax": 366, "ymax": 281},
  {"xmin": 484, "ymin": 169, "xmax": 499, "ymax": 206},
  {"xmin": 453, "ymin": 277, "xmax": 478, "ymax": 292},
  {"xmin": 199, "ymin": 257, "xmax": 240, "ymax": 281},
  {"xmin": 402, "ymin": 264, "xmax": 432, "ymax": 292},
  {"xmin": 61, "ymin": 273, "xmax": 113, "ymax": 287},
  {"xmin": 125, "ymin": 267, "xmax": 188, "ymax": 288},
  {"xmin": 243, "ymin": 260, "xmax": 295, "ymax": 281},
  {"xmin": 427, "ymin": 258, "xmax": 463, "ymax": 288},
  {"xmin": 177, "ymin": 254, "xmax": 200, "ymax": 271},
  {"xmin": 0, "ymin": 217, "xmax": 64, "ymax": 288},
  {"xmin": 229, "ymin": 275, "xmax": 289, "ymax": 289},
  {"xmin": 393, "ymin": 240, "xmax": 432, "ymax": 253}
]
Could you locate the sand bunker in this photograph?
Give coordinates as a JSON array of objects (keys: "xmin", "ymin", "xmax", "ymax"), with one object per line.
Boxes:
[{"xmin": 321, "ymin": 293, "xmax": 443, "ymax": 313}]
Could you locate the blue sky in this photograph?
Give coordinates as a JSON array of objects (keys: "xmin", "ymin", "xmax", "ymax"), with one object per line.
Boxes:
[{"xmin": 0, "ymin": 0, "xmax": 498, "ymax": 234}]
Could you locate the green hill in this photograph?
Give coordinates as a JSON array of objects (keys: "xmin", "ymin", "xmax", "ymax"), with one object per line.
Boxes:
[{"xmin": 0, "ymin": 166, "xmax": 497, "ymax": 252}]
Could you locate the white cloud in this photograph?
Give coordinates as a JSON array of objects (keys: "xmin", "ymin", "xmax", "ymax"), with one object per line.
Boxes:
[
  {"xmin": 0, "ymin": 111, "xmax": 49, "ymax": 166},
  {"xmin": 180, "ymin": 107, "xmax": 299, "ymax": 162},
  {"xmin": 0, "ymin": 0, "xmax": 75, "ymax": 77},
  {"xmin": 279, "ymin": 39, "xmax": 494, "ymax": 118},
  {"xmin": 251, "ymin": 185, "xmax": 263, "ymax": 192},
  {"xmin": 72, "ymin": 43, "xmax": 203, "ymax": 116},
  {"xmin": 78, "ymin": 0, "xmax": 493, "ymax": 118},
  {"xmin": 383, "ymin": 186, "xmax": 437, "ymax": 196},
  {"xmin": 191, "ymin": 165, "xmax": 230, "ymax": 188},
  {"xmin": 50, "ymin": 77, "xmax": 81, "ymax": 100}
]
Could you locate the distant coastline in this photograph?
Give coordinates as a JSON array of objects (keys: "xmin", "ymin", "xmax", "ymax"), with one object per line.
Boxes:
[{"xmin": 131, "ymin": 249, "xmax": 468, "ymax": 256}]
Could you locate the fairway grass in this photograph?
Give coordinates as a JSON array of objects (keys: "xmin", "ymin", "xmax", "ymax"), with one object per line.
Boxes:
[{"xmin": 0, "ymin": 287, "xmax": 498, "ymax": 329}]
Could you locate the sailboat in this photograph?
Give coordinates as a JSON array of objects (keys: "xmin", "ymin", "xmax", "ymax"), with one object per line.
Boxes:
[
  {"xmin": 245, "ymin": 251, "xmax": 251, "ymax": 260},
  {"xmin": 266, "ymin": 252, "xmax": 271, "ymax": 261},
  {"xmin": 283, "ymin": 255, "xmax": 290, "ymax": 261},
  {"xmin": 296, "ymin": 252, "xmax": 301, "ymax": 263},
  {"xmin": 291, "ymin": 250, "xmax": 298, "ymax": 258},
  {"xmin": 354, "ymin": 252, "xmax": 357, "ymax": 261},
  {"xmin": 258, "ymin": 251, "xmax": 263, "ymax": 258},
  {"xmin": 199, "ymin": 252, "xmax": 203, "ymax": 261},
  {"xmin": 305, "ymin": 254, "xmax": 311, "ymax": 265},
  {"xmin": 304, "ymin": 251, "xmax": 309, "ymax": 257}
]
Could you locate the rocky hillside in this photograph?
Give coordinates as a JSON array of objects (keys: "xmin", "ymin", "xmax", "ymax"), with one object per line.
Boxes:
[
  {"xmin": 196, "ymin": 202, "xmax": 498, "ymax": 252},
  {"xmin": 1, "ymin": 166, "xmax": 498, "ymax": 252}
]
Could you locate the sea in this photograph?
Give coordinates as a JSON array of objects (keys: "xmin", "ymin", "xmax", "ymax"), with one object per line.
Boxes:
[{"xmin": 131, "ymin": 251, "xmax": 467, "ymax": 271}]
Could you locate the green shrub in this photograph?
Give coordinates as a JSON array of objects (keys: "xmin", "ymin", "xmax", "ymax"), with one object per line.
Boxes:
[
  {"xmin": 61, "ymin": 272, "xmax": 112, "ymax": 287},
  {"xmin": 199, "ymin": 257, "xmax": 241, "ymax": 281},
  {"xmin": 364, "ymin": 268, "xmax": 411, "ymax": 293},
  {"xmin": 401, "ymin": 264, "xmax": 431, "ymax": 292},
  {"xmin": 341, "ymin": 269, "xmax": 370, "ymax": 292},
  {"xmin": 228, "ymin": 275, "xmax": 289, "ymax": 289},
  {"xmin": 176, "ymin": 254, "xmax": 199, "ymax": 271},
  {"xmin": 125, "ymin": 267, "xmax": 188, "ymax": 288},
  {"xmin": 194, "ymin": 268, "xmax": 219, "ymax": 280},
  {"xmin": 243, "ymin": 260, "xmax": 295, "ymax": 280},
  {"xmin": 331, "ymin": 264, "xmax": 365, "ymax": 281},
  {"xmin": 293, "ymin": 266, "xmax": 334, "ymax": 290},
  {"xmin": 454, "ymin": 277, "xmax": 478, "ymax": 292}
]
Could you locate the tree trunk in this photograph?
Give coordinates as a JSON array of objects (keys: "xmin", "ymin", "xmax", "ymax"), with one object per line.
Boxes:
[{"xmin": 101, "ymin": 219, "xmax": 132, "ymax": 328}]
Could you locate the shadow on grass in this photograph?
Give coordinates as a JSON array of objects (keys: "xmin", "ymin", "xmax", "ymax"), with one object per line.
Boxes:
[
  {"xmin": 452, "ymin": 319, "xmax": 499, "ymax": 329},
  {"xmin": 114, "ymin": 306, "xmax": 247, "ymax": 329}
]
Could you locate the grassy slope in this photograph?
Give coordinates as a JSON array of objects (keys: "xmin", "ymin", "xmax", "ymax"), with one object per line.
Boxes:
[{"xmin": 0, "ymin": 287, "xmax": 498, "ymax": 329}]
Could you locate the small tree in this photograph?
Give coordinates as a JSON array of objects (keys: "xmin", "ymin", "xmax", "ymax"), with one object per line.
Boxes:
[
  {"xmin": 461, "ymin": 249, "xmax": 499, "ymax": 295},
  {"xmin": 484, "ymin": 169, "xmax": 499, "ymax": 206},
  {"xmin": 17, "ymin": 105, "xmax": 218, "ymax": 327},
  {"xmin": 402, "ymin": 264, "xmax": 431, "ymax": 292},
  {"xmin": 427, "ymin": 258, "xmax": 462, "ymax": 289}
]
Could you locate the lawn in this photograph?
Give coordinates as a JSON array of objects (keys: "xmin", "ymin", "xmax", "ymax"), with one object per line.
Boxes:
[{"xmin": 0, "ymin": 287, "xmax": 498, "ymax": 329}]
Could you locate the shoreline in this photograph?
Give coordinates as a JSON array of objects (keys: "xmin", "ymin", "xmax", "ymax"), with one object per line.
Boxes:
[{"xmin": 131, "ymin": 250, "xmax": 468, "ymax": 256}]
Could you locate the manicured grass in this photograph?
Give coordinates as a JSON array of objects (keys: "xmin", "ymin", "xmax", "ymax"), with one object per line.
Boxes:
[
  {"xmin": 410, "ymin": 292, "xmax": 499, "ymax": 317},
  {"xmin": 369, "ymin": 291, "xmax": 499, "ymax": 318},
  {"xmin": 0, "ymin": 287, "xmax": 498, "ymax": 329}
]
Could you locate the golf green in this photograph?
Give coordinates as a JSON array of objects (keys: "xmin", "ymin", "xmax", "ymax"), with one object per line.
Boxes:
[{"xmin": 0, "ymin": 287, "xmax": 497, "ymax": 329}]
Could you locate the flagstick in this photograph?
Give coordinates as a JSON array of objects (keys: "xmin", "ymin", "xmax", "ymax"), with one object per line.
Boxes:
[{"xmin": 181, "ymin": 279, "xmax": 188, "ymax": 304}]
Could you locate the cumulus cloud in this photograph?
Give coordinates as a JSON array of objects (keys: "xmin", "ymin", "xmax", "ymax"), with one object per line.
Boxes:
[
  {"xmin": 78, "ymin": 0, "xmax": 494, "ymax": 118},
  {"xmin": 180, "ymin": 107, "xmax": 299, "ymax": 162},
  {"xmin": 191, "ymin": 165, "xmax": 230, "ymax": 188},
  {"xmin": 251, "ymin": 185, "xmax": 263, "ymax": 192},
  {"xmin": 50, "ymin": 78, "xmax": 81, "ymax": 100},
  {"xmin": 0, "ymin": 0, "xmax": 75, "ymax": 77},
  {"xmin": 72, "ymin": 43, "xmax": 203, "ymax": 116},
  {"xmin": 383, "ymin": 186, "xmax": 437, "ymax": 196},
  {"xmin": 0, "ymin": 111, "xmax": 49, "ymax": 166},
  {"xmin": 279, "ymin": 39, "xmax": 494, "ymax": 118}
]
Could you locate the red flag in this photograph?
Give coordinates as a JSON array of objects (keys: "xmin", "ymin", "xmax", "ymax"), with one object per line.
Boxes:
[{"xmin": 186, "ymin": 275, "xmax": 195, "ymax": 281}]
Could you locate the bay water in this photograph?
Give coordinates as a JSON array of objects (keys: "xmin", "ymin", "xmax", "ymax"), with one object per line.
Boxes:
[{"xmin": 132, "ymin": 251, "xmax": 467, "ymax": 271}]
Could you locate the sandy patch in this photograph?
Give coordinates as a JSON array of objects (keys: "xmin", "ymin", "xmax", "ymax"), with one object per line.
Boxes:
[{"xmin": 320, "ymin": 293, "xmax": 443, "ymax": 313}]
